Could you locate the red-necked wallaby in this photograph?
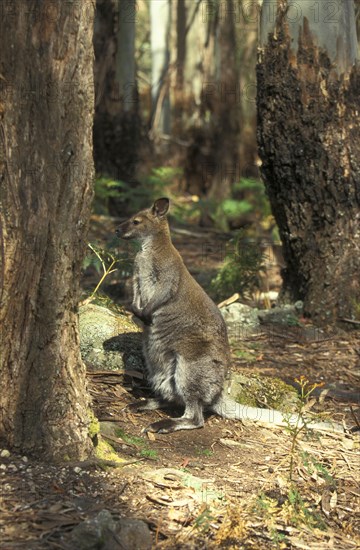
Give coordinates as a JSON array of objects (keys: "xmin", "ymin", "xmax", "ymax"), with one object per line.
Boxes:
[{"xmin": 116, "ymin": 199, "xmax": 342, "ymax": 434}]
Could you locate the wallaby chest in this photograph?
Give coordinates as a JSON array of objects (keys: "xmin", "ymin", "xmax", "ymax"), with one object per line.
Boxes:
[{"xmin": 134, "ymin": 250, "xmax": 160, "ymax": 305}]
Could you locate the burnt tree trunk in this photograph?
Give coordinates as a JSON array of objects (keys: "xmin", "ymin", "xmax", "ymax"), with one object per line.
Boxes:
[
  {"xmin": 257, "ymin": 0, "xmax": 360, "ymax": 324},
  {"xmin": 0, "ymin": 1, "xmax": 94, "ymax": 460}
]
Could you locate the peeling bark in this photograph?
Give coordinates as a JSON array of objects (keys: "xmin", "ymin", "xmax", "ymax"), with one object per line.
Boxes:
[
  {"xmin": 0, "ymin": 1, "xmax": 94, "ymax": 460},
  {"xmin": 257, "ymin": 0, "xmax": 360, "ymax": 324}
]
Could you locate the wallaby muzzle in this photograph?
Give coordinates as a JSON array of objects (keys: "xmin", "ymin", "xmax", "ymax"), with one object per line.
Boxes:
[{"xmin": 115, "ymin": 221, "xmax": 133, "ymax": 240}]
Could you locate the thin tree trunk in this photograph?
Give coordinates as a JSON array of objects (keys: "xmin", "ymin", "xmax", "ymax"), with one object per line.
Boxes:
[
  {"xmin": 150, "ymin": 0, "xmax": 171, "ymax": 136},
  {"xmin": 257, "ymin": 0, "xmax": 360, "ymax": 324},
  {"xmin": 116, "ymin": 0, "xmax": 137, "ymax": 113},
  {"xmin": 0, "ymin": 1, "xmax": 95, "ymax": 460},
  {"xmin": 172, "ymin": 0, "xmax": 187, "ymax": 133}
]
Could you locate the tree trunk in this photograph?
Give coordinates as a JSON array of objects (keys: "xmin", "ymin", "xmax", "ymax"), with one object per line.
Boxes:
[
  {"xmin": 116, "ymin": 0, "xmax": 137, "ymax": 113},
  {"xmin": 150, "ymin": 0, "xmax": 171, "ymax": 136},
  {"xmin": 172, "ymin": 0, "xmax": 187, "ymax": 133},
  {"xmin": 0, "ymin": 1, "xmax": 94, "ymax": 460},
  {"xmin": 93, "ymin": 0, "xmax": 140, "ymax": 206},
  {"xmin": 181, "ymin": 0, "xmax": 241, "ymax": 218},
  {"xmin": 257, "ymin": 0, "xmax": 360, "ymax": 324},
  {"xmin": 207, "ymin": 0, "xmax": 241, "ymax": 202}
]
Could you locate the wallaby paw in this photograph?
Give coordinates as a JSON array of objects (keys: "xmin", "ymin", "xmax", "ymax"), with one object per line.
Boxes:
[
  {"xmin": 130, "ymin": 305, "xmax": 152, "ymax": 326},
  {"xmin": 143, "ymin": 419, "xmax": 177, "ymax": 434},
  {"xmin": 126, "ymin": 401, "xmax": 146, "ymax": 413}
]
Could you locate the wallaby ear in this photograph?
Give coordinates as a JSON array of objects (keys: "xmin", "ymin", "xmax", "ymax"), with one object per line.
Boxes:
[{"xmin": 152, "ymin": 197, "xmax": 170, "ymax": 218}]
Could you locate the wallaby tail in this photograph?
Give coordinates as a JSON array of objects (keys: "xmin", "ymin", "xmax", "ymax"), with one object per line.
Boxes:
[{"xmin": 211, "ymin": 396, "xmax": 345, "ymax": 434}]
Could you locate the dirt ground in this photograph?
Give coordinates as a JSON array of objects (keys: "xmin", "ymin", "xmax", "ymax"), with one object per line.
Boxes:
[{"xmin": 1, "ymin": 220, "xmax": 359, "ymax": 550}]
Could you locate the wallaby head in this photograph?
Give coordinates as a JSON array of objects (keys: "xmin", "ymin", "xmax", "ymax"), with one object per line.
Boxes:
[{"xmin": 116, "ymin": 198, "xmax": 170, "ymax": 242}]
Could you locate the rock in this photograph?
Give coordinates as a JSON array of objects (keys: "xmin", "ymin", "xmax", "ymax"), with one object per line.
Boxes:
[
  {"xmin": 115, "ymin": 518, "xmax": 152, "ymax": 550},
  {"xmin": 225, "ymin": 372, "xmax": 299, "ymax": 411},
  {"xmin": 0, "ymin": 449, "xmax": 10, "ymax": 458},
  {"xmin": 221, "ymin": 302, "xmax": 260, "ymax": 335},
  {"xmin": 70, "ymin": 510, "xmax": 152, "ymax": 550},
  {"xmin": 79, "ymin": 303, "xmax": 144, "ymax": 372},
  {"xmin": 257, "ymin": 302, "xmax": 303, "ymax": 326},
  {"xmin": 70, "ymin": 510, "xmax": 117, "ymax": 550}
]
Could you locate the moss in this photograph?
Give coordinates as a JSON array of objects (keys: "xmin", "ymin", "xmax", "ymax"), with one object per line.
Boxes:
[
  {"xmin": 87, "ymin": 409, "xmax": 100, "ymax": 439},
  {"xmin": 227, "ymin": 374, "xmax": 299, "ymax": 412},
  {"xmin": 94, "ymin": 437, "xmax": 127, "ymax": 465}
]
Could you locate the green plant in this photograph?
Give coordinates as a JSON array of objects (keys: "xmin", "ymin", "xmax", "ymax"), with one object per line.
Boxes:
[
  {"xmin": 255, "ymin": 488, "xmax": 325, "ymax": 538},
  {"xmin": 114, "ymin": 428, "xmax": 158, "ymax": 460},
  {"xmin": 195, "ymin": 447, "xmax": 213, "ymax": 457},
  {"xmin": 193, "ymin": 506, "xmax": 214, "ymax": 533},
  {"xmin": 114, "ymin": 428, "xmax": 145, "ymax": 447},
  {"xmin": 93, "ymin": 167, "xmax": 183, "ymax": 216},
  {"xmin": 284, "ymin": 376, "xmax": 324, "ymax": 482},
  {"xmin": 233, "ymin": 178, "xmax": 272, "ymax": 219},
  {"xmin": 139, "ymin": 449, "xmax": 158, "ymax": 460},
  {"xmin": 173, "ymin": 179, "xmax": 274, "ymax": 231},
  {"xmin": 286, "ymin": 487, "xmax": 326, "ymax": 530},
  {"xmin": 301, "ymin": 451, "xmax": 335, "ymax": 487},
  {"xmin": 93, "ymin": 178, "xmax": 122, "ymax": 215},
  {"xmin": 82, "ymin": 243, "xmax": 121, "ymax": 305},
  {"xmin": 253, "ymin": 378, "xmax": 331, "ymax": 537},
  {"xmin": 210, "ymin": 230, "xmax": 264, "ymax": 301}
]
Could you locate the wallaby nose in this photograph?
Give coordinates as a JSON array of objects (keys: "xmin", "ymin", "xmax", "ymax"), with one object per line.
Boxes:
[{"xmin": 115, "ymin": 227, "xmax": 122, "ymax": 237}]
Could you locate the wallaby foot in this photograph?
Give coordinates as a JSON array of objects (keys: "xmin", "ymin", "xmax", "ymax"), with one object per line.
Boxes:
[
  {"xmin": 143, "ymin": 416, "xmax": 204, "ymax": 434},
  {"xmin": 127, "ymin": 397, "xmax": 166, "ymax": 413},
  {"xmin": 143, "ymin": 402, "xmax": 204, "ymax": 433}
]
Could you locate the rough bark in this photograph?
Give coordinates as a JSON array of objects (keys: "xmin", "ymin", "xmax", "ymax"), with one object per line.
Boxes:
[
  {"xmin": 0, "ymin": 1, "xmax": 94, "ymax": 460},
  {"xmin": 257, "ymin": 0, "xmax": 360, "ymax": 324}
]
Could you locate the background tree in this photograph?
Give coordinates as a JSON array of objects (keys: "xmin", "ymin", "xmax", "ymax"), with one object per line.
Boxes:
[
  {"xmin": 150, "ymin": 0, "xmax": 171, "ymax": 137},
  {"xmin": 175, "ymin": 0, "xmax": 242, "ymax": 215},
  {"xmin": 93, "ymin": 1, "xmax": 259, "ymax": 223},
  {"xmin": 0, "ymin": 1, "xmax": 95, "ymax": 460},
  {"xmin": 257, "ymin": 0, "xmax": 360, "ymax": 324},
  {"xmin": 93, "ymin": 0, "xmax": 140, "ymax": 198}
]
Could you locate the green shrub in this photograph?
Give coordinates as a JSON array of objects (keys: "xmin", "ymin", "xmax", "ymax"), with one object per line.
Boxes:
[
  {"xmin": 93, "ymin": 167, "xmax": 183, "ymax": 215},
  {"xmin": 210, "ymin": 230, "xmax": 264, "ymax": 301}
]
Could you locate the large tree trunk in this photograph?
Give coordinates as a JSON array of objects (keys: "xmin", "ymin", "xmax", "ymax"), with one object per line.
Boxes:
[
  {"xmin": 257, "ymin": 0, "xmax": 360, "ymax": 325},
  {"xmin": 0, "ymin": 1, "xmax": 94, "ymax": 460}
]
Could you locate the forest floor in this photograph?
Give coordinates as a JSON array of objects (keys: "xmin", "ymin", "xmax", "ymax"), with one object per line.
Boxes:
[{"xmin": 1, "ymin": 218, "xmax": 359, "ymax": 549}]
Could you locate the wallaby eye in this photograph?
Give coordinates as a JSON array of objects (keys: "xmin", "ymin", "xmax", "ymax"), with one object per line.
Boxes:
[{"xmin": 133, "ymin": 219, "xmax": 141, "ymax": 225}]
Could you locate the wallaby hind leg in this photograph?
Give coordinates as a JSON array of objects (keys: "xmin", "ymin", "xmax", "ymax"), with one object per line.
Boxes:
[
  {"xmin": 126, "ymin": 397, "xmax": 168, "ymax": 413},
  {"xmin": 143, "ymin": 401, "xmax": 204, "ymax": 434}
]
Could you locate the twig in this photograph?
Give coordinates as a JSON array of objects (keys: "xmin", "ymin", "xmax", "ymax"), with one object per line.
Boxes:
[
  {"xmin": 349, "ymin": 406, "xmax": 360, "ymax": 431},
  {"xmin": 338, "ymin": 318, "xmax": 360, "ymax": 326}
]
